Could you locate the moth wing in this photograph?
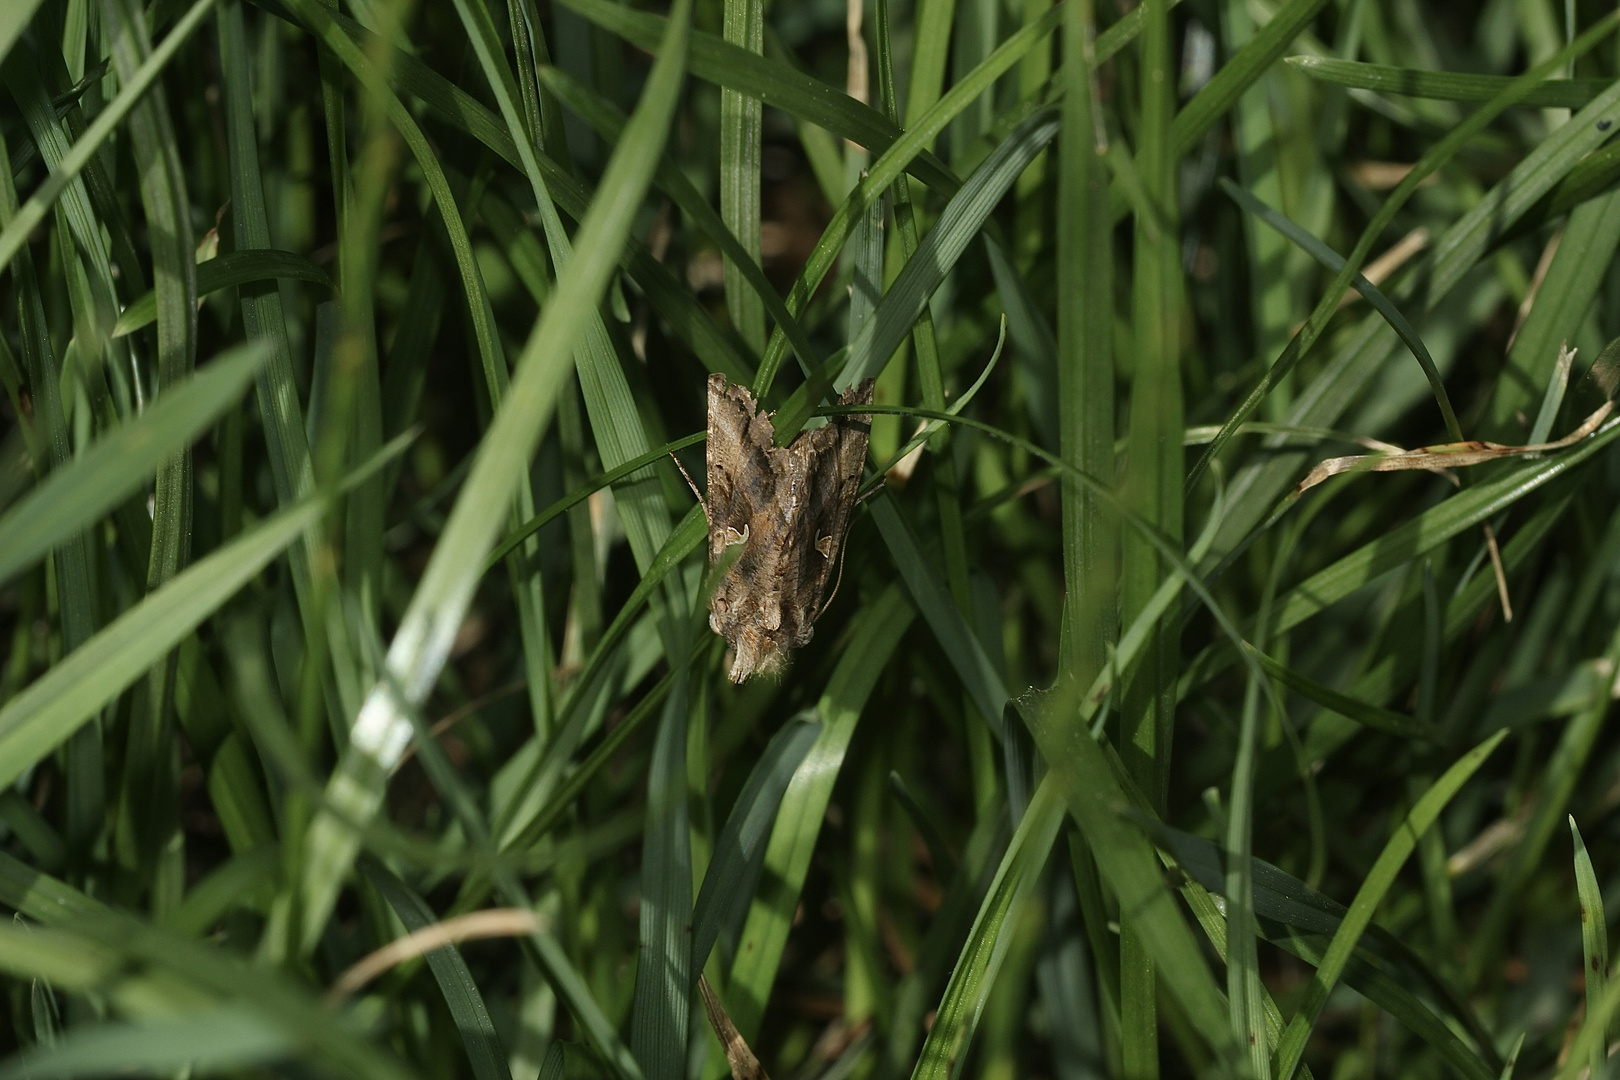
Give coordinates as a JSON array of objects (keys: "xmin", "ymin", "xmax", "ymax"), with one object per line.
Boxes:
[
  {"xmin": 706, "ymin": 374, "xmax": 769, "ymax": 557},
  {"xmin": 793, "ymin": 379, "xmax": 874, "ymax": 630}
]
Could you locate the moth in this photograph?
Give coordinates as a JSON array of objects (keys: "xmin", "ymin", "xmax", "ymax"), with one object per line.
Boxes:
[{"xmin": 702, "ymin": 373, "xmax": 875, "ymax": 682}]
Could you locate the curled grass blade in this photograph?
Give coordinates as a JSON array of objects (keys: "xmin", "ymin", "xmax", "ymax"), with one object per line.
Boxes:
[
  {"xmin": 1220, "ymin": 177, "xmax": 1462, "ymax": 444},
  {"xmin": 113, "ymin": 250, "xmax": 333, "ymax": 337}
]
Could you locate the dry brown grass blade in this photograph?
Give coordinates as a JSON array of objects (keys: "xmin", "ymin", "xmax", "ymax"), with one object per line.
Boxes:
[
  {"xmin": 700, "ymin": 975, "xmax": 772, "ymax": 1080},
  {"xmin": 1292, "ymin": 399, "xmax": 1615, "ymax": 497},
  {"xmin": 327, "ymin": 909, "xmax": 544, "ymax": 1001}
]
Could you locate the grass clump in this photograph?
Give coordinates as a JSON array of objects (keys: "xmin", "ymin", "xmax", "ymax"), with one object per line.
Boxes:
[{"xmin": 4, "ymin": 0, "xmax": 1620, "ymax": 1078}]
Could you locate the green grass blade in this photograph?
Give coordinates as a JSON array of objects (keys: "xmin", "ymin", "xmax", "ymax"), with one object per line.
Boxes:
[
  {"xmin": 720, "ymin": 0, "xmax": 765, "ymax": 355},
  {"xmin": 0, "ymin": 344, "xmax": 266, "ymax": 590},
  {"xmin": 690, "ymin": 715, "xmax": 820, "ymax": 976},
  {"xmin": 297, "ymin": 11, "xmax": 693, "ymax": 1079},
  {"xmin": 1057, "ymin": 0, "xmax": 1115, "ymax": 696},
  {"xmin": 1289, "ymin": 56, "xmax": 1609, "ymax": 108},
  {"xmin": 361, "ymin": 858, "xmax": 514, "ymax": 1080},
  {"xmin": 631, "ymin": 679, "xmax": 695, "ymax": 1080},
  {"xmin": 776, "ymin": 107, "xmax": 1059, "ymax": 436},
  {"xmin": 1220, "ymin": 177, "xmax": 1462, "ymax": 443},
  {"xmin": 0, "ymin": 0, "xmax": 48, "ymax": 68},
  {"xmin": 1271, "ymin": 730, "xmax": 1509, "ymax": 1080},
  {"xmin": 1189, "ymin": 13, "xmax": 1620, "ymax": 495},
  {"xmin": 723, "ymin": 587, "xmax": 915, "ymax": 1042},
  {"xmin": 535, "ymin": 65, "xmax": 820, "ymax": 376},
  {"xmin": 0, "ymin": 1006, "xmax": 291, "ymax": 1079},
  {"xmin": 752, "ymin": 4, "xmax": 1062, "ymax": 394},
  {"xmin": 0, "ymin": 917, "xmax": 419, "ymax": 1080},
  {"xmin": 1269, "ymin": 418, "xmax": 1620, "ymax": 635},
  {"xmin": 1021, "ymin": 696, "xmax": 1239, "ymax": 1066},
  {"xmin": 1170, "ymin": 0, "xmax": 1332, "ymax": 160},
  {"xmin": 0, "ymin": 495, "xmax": 322, "ymax": 792},
  {"xmin": 1119, "ymin": 3, "xmax": 1182, "ymax": 1069},
  {"xmin": 909, "ymin": 776, "xmax": 1066, "ymax": 1080},
  {"xmin": 1241, "ymin": 644, "xmax": 1439, "ymax": 741},
  {"xmin": 113, "ymin": 249, "xmax": 333, "ymax": 337},
  {"xmin": 105, "ymin": 0, "xmax": 204, "ymax": 881},
  {"xmin": 1482, "ymin": 192, "xmax": 1620, "ymax": 440},
  {"xmin": 0, "ymin": 0, "xmax": 214, "ymax": 276},
  {"xmin": 553, "ymin": 0, "xmax": 955, "ymax": 192},
  {"xmin": 1571, "ymin": 816, "xmax": 1609, "ymax": 1080},
  {"xmin": 870, "ymin": 494, "xmax": 1009, "ymax": 737}
]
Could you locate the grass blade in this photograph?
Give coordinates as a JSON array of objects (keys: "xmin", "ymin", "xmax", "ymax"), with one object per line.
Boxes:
[{"xmin": 0, "ymin": 345, "xmax": 266, "ymax": 590}]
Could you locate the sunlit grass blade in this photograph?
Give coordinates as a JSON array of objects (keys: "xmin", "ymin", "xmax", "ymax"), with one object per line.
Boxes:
[{"xmin": 296, "ymin": 15, "xmax": 693, "ymax": 1080}]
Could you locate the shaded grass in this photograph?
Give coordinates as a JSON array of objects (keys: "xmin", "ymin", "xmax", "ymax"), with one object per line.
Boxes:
[{"xmin": 5, "ymin": 1, "xmax": 1620, "ymax": 1079}]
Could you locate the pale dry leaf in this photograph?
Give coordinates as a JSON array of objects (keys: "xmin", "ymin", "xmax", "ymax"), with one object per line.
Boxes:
[
  {"xmin": 699, "ymin": 975, "xmax": 771, "ymax": 1080},
  {"xmin": 1293, "ymin": 399, "xmax": 1614, "ymax": 497}
]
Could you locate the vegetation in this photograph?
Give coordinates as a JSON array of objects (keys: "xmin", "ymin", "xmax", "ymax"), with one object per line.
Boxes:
[{"xmin": 4, "ymin": 0, "xmax": 1620, "ymax": 1077}]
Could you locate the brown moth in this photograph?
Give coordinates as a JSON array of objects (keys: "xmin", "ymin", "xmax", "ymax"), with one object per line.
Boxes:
[{"xmin": 704, "ymin": 373, "xmax": 875, "ymax": 682}]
